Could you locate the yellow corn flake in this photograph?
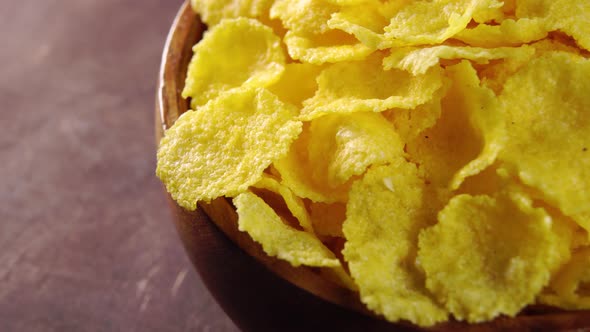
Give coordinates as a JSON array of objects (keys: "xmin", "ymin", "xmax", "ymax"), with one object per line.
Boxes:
[
  {"xmin": 540, "ymin": 247, "xmax": 590, "ymax": 310},
  {"xmin": 383, "ymin": 44, "xmax": 535, "ymax": 76},
  {"xmin": 235, "ymin": 191, "xmax": 340, "ymax": 267},
  {"xmin": 419, "ymin": 192, "xmax": 566, "ymax": 322},
  {"xmin": 405, "ymin": 121, "xmax": 479, "ymax": 189},
  {"xmin": 470, "ymin": 0, "xmax": 518, "ymax": 22},
  {"xmin": 343, "ymin": 161, "xmax": 448, "ymax": 327},
  {"xmin": 510, "ymin": 191, "xmax": 575, "ymax": 263},
  {"xmin": 270, "ymin": 0, "xmax": 338, "ymax": 35},
  {"xmin": 406, "ymin": 61, "xmax": 501, "ymax": 190},
  {"xmin": 284, "ymin": 30, "xmax": 373, "ymax": 65},
  {"xmin": 300, "ymin": 53, "xmax": 444, "ymax": 120},
  {"xmin": 471, "ymin": 2, "xmax": 506, "ymax": 23},
  {"xmin": 514, "ymin": 0, "xmax": 550, "ymax": 18},
  {"xmin": 276, "ymin": 112, "xmax": 404, "ymax": 203},
  {"xmin": 476, "ymin": 37, "xmax": 575, "ymax": 94},
  {"xmin": 330, "ymin": 0, "xmax": 503, "ymax": 49},
  {"xmin": 253, "ymin": 176, "xmax": 314, "ymax": 234},
  {"xmin": 499, "ymin": 181, "xmax": 589, "ymax": 248},
  {"xmin": 454, "ymin": 19, "xmax": 548, "ymax": 47},
  {"xmin": 327, "ymin": 0, "xmax": 400, "ymax": 49},
  {"xmin": 447, "ymin": 61, "xmax": 505, "ymax": 190},
  {"xmin": 515, "ymin": 0, "xmax": 590, "ymax": 51},
  {"xmin": 190, "ymin": 0, "xmax": 274, "ymax": 26},
  {"xmin": 156, "ymin": 88, "xmax": 301, "ymax": 210},
  {"xmin": 268, "ymin": 63, "xmax": 323, "ymax": 109},
  {"xmin": 383, "ymin": 82, "xmax": 447, "ymax": 144},
  {"xmin": 182, "ymin": 18, "xmax": 285, "ymax": 108},
  {"xmin": 381, "ymin": 0, "xmax": 502, "ymax": 47},
  {"xmin": 546, "ymin": 1, "xmax": 590, "ymax": 51},
  {"xmin": 308, "ymin": 112, "xmax": 405, "ymax": 187},
  {"xmin": 309, "ymin": 202, "xmax": 346, "ymax": 238},
  {"xmin": 498, "ymin": 52, "xmax": 590, "ymax": 233},
  {"xmin": 274, "ymin": 125, "xmax": 348, "ymax": 203},
  {"xmin": 531, "ymin": 39, "xmax": 584, "ymax": 55},
  {"xmin": 476, "ymin": 49, "xmax": 537, "ymax": 95}
]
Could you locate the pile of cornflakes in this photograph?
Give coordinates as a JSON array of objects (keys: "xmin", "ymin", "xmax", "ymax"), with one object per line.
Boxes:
[{"xmin": 157, "ymin": 0, "xmax": 590, "ymax": 326}]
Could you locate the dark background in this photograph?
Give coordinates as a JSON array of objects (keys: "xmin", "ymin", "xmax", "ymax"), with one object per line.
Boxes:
[{"xmin": 0, "ymin": 1, "xmax": 237, "ymax": 331}]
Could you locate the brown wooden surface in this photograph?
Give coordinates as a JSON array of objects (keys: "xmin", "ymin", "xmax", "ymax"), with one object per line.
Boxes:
[
  {"xmin": 0, "ymin": 1, "xmax": 237, "ymax": 331},
  {"xmin": 156, "ymin": 3, "xmax": 590, "ymax": 332}
]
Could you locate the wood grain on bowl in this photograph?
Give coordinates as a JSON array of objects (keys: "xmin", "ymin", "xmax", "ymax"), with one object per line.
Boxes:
[{"xmin": 155, "ymin": 2, "xmax": 590, "ymax": 331}]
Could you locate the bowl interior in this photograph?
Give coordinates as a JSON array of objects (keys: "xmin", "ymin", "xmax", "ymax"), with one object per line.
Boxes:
[{"xmin": 156, "ymin": 2, "xmax": 590, "ymax": 331}]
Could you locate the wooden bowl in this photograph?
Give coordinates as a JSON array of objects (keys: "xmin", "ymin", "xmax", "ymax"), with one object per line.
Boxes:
[{"xmin": 155, "ymin": 2, "xmax": 590, "ymax": 331}]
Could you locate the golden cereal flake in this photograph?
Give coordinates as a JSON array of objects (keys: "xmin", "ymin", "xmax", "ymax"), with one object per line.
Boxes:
[
  {"xmin": 498, "ymin": 52, "xmax": 590, "ymax": 234},
  {"xmin": 343, "ymin": 161, "xmax": 448, "ymax": 326},
  {"xmin": 190, "ymin": 0, "xmax": 274, "ymax": 26},
  {"xmin": 406, "ymin": 61, "xmax": 502, "ymax": 190},
  {"xmin": 156, "ymin": 88, "xmax": 301, "ymax": 210},
  {"xmin": 268, "ymin": 62, "xmax": 323, "ymax": 108},
  {"xmin": 454, "ymin": 18, "xmax": 548, "ymax": 48},
  {"xmin": 383, "ymin": 44, "xmax": 535, "ymax": 76},
  {"xmin": 381, "ymin": 0, "xmax": 503, "ymax": 47},
  {"xmin": 182, "ymin": 18, "xmax": 285, "ymax": 108},
  {"xmin": 300, "ymin": 53, "xmax": 444, "ymax": 120},
  {"xmin": 235, "ymin": 191, "xmax": 340, "ymax": 267},
  {"xmin": 419, "ymin": 192, "xmax": 565, "ymax": 322},
  {"xmin": 540, "ymin": 247, "xmax": 590, "ymax": 310},
  {"xmin": 284, "ymin": 30, "xmax": 373, "ymax": 65},
  {"xmin": 274, "ymin": 124, "xmax": 349, "ymax": 203},
  {"xmin": 270, "ymin": 0, "xmax": 338, "ymax": 35},
  {"xmin": 252, "ymin": 175, "xmax": 314, "ymax": 234},
  {"xmin": 308, "ymin": 112, "xmax": 405, "ymax": 187}
]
